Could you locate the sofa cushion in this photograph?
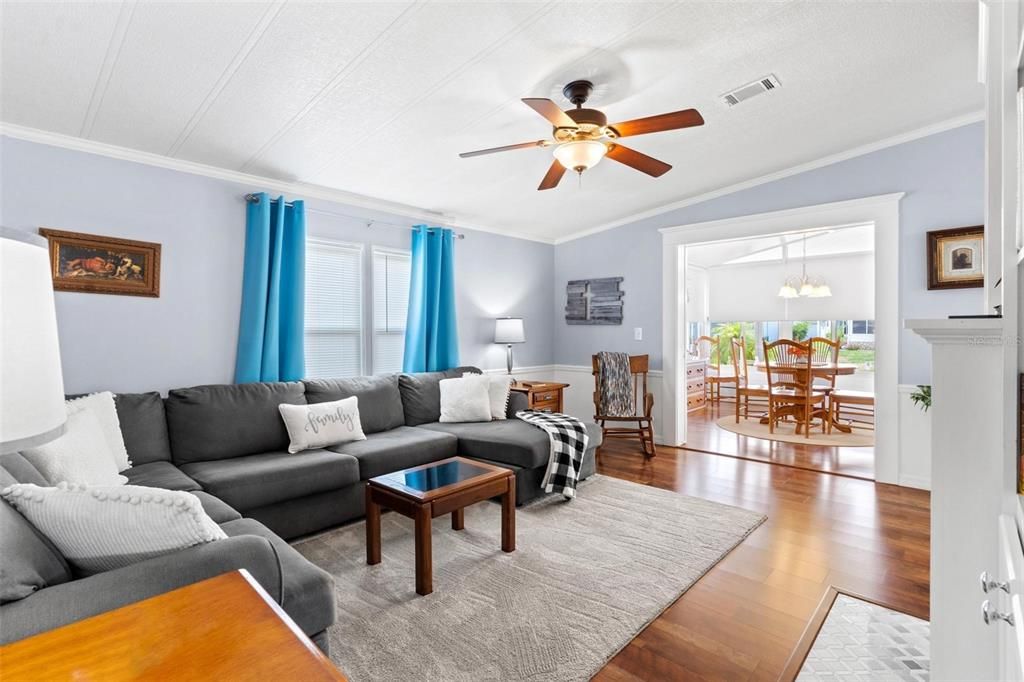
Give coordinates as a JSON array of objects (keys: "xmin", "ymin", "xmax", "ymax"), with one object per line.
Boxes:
[
  {"xmin": 165, "ymin": 382, "xmax": 306, "ymax": 464},
  {"xmin": 418, "ymin": 420, "xmax": 603, "ymax": 469},
  {"xmin": 329, "ymin": 426, "xmax": 458, "ymax": 479},
  {"xmin": 122, "ymin": 461, "xmax": 201, "ymax": 492},
  {"xmin": 180, "ymin": 449, "xmax": 359, "ymax": 511},
  {"xmin": 0, "ymin": 499, "xmax": 72, "ymax": 603},
  {"xmin": 115, "ymin": 392, "xmax": 173, "ymax": 465},
  {"xmin": 220, "ymin": 517, "xmax": 335, "ymax": 637},
  {"xmin": 190, "ymin": 491, "xmax": 241, "ymax": 524},
  {"xmin": 303, "ymin": 375, "xmax": 404, "ymax": 434},
  {"xmin": 398, "ymin": 367, "xmax": 480, "ymax": 426}
]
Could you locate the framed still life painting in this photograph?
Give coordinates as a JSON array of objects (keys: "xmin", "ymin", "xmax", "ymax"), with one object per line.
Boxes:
[
  {"xmin": 926, "ymin": 225, "xmax": 984, "ymax": 290},
  {"xmin": 39, "ymin": 228, "xmax": 161, "ymax": 297}
]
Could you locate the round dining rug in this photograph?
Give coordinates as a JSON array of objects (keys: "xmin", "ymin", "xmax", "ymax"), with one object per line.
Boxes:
[{"xmin": 715, "ymin": 415, "xmax": 874, "ymax": 446}]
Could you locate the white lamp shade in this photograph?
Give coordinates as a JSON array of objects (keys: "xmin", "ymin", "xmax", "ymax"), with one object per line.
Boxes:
[
  {"xmin": 777, "ymin": 283, "xmax": 799, "ymax": 299},
  {"xmin": 494, "ymin": 317, "xmax": 525, "ymax": 344},
  {"xmin": 553, "ymin": 140, "xmax": 607, "ymax": 172},
  {"xmin": 1, "ymin": 228, "xmax": 66, "ymax": 453},
  {"xmin": 809, "ymin": 283, "xmax": 833, "ymax": 298}
]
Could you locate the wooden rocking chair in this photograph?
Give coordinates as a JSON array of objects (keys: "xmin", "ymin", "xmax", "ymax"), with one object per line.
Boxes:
[{"xmin": 592, "ymin": 354, "xmax": 656, "ymax": 458}]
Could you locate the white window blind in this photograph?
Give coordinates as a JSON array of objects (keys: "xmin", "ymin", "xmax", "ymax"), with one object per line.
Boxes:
[
  {"xmin": 372, "ymin": 249, "xmax": 411, "ymax": 374},
  {"xmin": 305, "ymin": 240, "xmax": 363, "ymax": 378}
]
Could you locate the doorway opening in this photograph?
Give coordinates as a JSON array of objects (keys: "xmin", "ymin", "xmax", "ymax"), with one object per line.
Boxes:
[
  {"xmin": 660, "ymin": 193, "xmax": 902, "ymax": 484},
  {"xmin": 683, "ymin": 224, "xmax": 875, "ymax": 478}
]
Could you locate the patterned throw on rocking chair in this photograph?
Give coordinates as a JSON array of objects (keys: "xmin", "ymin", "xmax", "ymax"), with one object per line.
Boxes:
[{"xmin": 596, "ymin": 352, "xmax": 633, "ymax": 417}]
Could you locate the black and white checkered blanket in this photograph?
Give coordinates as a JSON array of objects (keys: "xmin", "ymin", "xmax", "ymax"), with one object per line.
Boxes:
[{"xmin": 515, "ymin": 410, "xmax": 590, "ymax": 499}]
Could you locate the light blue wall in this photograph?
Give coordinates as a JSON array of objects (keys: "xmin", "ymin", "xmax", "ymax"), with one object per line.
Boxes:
[
  {"xmin": 553, "ymin": 122, "xmax": 986, "ymax": 384},
  {"xmin": 1, "ymin": 136, "xmax": 554, "ymax": 394}
]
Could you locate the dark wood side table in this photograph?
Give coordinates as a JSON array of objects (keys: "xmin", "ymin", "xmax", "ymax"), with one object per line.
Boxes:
[
  {"xmin": 510, "ymin": 381, "xmax": 570, "ymax": 413},
  {"xmin": 365, "ymin": 457, "xmax": 515, "ymax": 596},
  {"xmin": 0, "ymin": 570, "xmax": 345, "ymax": 680}
]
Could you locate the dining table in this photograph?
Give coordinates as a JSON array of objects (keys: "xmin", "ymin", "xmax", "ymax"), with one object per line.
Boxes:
[{"xmin": 751, "ymin": 361, "xmax": 860, "ymax": 433}]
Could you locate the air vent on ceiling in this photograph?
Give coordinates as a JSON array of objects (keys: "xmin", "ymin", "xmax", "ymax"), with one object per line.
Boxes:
[{"xmin": 721, "ymin": 74, "xmax": 781, "ymax": 107}]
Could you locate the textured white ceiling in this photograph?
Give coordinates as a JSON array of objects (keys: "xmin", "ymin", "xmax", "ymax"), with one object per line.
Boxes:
[{"xmin": 0, "ymin": 1, "xmax": 982, "ymax": 242}]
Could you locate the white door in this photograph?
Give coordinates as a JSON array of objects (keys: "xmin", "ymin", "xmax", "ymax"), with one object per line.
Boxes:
[{"xmin": 996, "ymin": 511, "xmax": 1024, "ymax": 680}]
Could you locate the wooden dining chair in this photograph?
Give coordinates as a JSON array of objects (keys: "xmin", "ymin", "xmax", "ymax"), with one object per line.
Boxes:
[
  {"xmin": 763, "ymin": 339, "xmax": 828, "ymax": 437},
  {"xmin": 731, "ymin": 337, "xmax": 769, "ymax": 423},
  {"xmin": 696, "ymin": 335, "xmax": 735, "ymax": 406},
  {"xmin": 808, "ymin": 336, "xmax": 841, "ymax": 392},
  {"xmin": 592, "ymin": 354, "xmax": 656, "ymax": 458},
  {"xmin": 829, "ymin": 390, "xmax": 876, "ymax": 433}
]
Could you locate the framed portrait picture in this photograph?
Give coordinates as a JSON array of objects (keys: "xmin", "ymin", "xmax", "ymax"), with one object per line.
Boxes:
[
  {"xmin": 926, "ymin": 225, "xmax": 984, "ymax": 290},
  {"xmin": 39, "ymin": 228, "xmax": 161, "ymax": 297}
]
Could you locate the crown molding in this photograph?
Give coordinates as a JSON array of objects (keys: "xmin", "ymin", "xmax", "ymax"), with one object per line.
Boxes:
[
  {"xmin": 553, "ymin": 110, "xmax": 985, "ymax": 245},
  {"xmin": 0, "ymin": 122, "xmax": 556, "ymax": 245},
  {"xmin": 2, "ymin": 109, "xmax": 983, "ymax": 249}
]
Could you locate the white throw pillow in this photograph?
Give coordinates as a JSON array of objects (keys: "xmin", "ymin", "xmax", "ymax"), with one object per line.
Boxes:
[
  {"xmin": 0, "ymin": 483, "xmax": 226, "ymax": 575},
  {"xmin": 278, "ymin": 396, "xmax": 367, "ymax": 454},
  {"xmin": 439, "ymin": 375, "xmax": 493, "ymax": 423},
  {"xmin": 67, "ymin": 391, "xmax": 131, "ymax": 472},
  {"xmin": 463, "ymin": 373, "xmax": 513, "ymax": 420},
  {"xmin": 21, "ymin": 408, "xmax": 128, "ymax": 487}
]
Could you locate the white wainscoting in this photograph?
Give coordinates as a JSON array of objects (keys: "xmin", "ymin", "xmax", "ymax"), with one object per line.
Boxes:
[{"xmin": 896, "ymin": 383, "xmax": 932, "ymax": 490}]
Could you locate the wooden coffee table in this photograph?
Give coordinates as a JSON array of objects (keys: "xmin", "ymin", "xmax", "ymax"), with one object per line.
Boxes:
[
  {"xmin": 365, "ymin": 456, "xmax": 515, "ymax": 596},
  {"xmin": 0, "ymin": 570, "xmax": 345, "ymax": 680}
]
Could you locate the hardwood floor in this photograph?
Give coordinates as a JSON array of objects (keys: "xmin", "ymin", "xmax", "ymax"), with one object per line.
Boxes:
[
  {"xmin": 683, "ymin": 399, "xmax": 875, "ymax": 480},
  {"xmin": 593, "ymin": 439, "xmax": 929, "ymax": 681}
]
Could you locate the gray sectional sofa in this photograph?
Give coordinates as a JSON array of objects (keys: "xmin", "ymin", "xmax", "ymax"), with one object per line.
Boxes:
[{"xmin": 0, "ymin": 367, "xmax": 601, "ymax": 655}]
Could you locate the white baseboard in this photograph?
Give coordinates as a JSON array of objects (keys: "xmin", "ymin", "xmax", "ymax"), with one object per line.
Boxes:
[{"xmin": 898, "ymin": 474, "xmax": 931, "ymax": 490}]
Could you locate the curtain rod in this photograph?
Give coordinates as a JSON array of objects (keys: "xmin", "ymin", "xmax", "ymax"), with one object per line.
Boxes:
[{"xmin": 243, "ymin": 193, "xmax": 464, "ymax": 239}]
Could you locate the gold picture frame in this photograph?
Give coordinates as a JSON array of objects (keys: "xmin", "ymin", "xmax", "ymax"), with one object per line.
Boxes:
[{"xmin": 39, "ymin": 228, "xmax": 161, "ymax": 297}]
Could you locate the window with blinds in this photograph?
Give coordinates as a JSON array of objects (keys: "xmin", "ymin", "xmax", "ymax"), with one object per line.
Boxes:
[
  {"xmin": 304, "ymin": 240, "xmax": 363, "ymax": 378},
  {"xmin": 372, "ymin": 248, "xmax": 411, "ymax": 374}
]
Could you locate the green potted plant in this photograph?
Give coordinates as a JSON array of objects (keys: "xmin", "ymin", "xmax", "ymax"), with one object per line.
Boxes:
[{"xmin": 910, "ymin": 385, "xmax": 931, "ymax": 412}]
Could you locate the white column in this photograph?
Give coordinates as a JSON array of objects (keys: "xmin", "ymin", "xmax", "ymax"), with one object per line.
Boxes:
[{"xmin": 907, "ymin": 318, "xmax": 1008, "ymax": 681}]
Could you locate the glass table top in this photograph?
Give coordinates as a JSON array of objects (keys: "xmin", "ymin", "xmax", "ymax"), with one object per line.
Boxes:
[{"xmin": 379, "ymin": 459, "xmax": 493, "ymax": 493}]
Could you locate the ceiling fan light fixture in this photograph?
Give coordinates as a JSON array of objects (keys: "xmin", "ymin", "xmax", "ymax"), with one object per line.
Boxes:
[{"xmin": 553, "ymin": 140, "xmax": 607, "ymax": 173}]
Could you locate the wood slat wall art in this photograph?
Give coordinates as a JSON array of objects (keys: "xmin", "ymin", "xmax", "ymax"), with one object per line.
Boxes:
[{"xmin": 566, "ymin": 277, "xmax": 624, "ymax": 325}]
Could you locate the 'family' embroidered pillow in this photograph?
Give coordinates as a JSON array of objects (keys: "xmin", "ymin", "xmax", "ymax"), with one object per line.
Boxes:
[{"xmin": 278, "ymin": 396, "xmax": 367, "ymax": 454}]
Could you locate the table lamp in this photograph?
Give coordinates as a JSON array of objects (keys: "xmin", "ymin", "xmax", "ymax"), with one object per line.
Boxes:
[
  {"xmin": 1, "ymin": 227, "xmax": 67, "ymax": 453},
  {"xmin": 494, "ymin": 317, "xmax": 525, "ymax": 378}
]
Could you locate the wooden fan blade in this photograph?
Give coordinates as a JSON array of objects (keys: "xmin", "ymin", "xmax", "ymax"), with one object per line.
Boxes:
[
  {"xmin": 605, "ymin": 144, "xmax": 672, "ymax": 177},
  {"xmin": 608, "ymin": 109, "xmax": 704, "ymax": 138},
  {"xmin": 522, "ymin": 98, "xmax": 577, "ymax": 129},
  {"xmin": 538, "ymin": 159, "xmax": 566, "ymax": 190},
  {"xmin": 459, "ymin": 140, "xmax": 550, "ymax": 158}
]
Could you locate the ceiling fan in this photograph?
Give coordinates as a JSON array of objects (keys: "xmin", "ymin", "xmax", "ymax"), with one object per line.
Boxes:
[{"xmin": 459, "ymin": 80, "xmax": 704, "ymax": 190}]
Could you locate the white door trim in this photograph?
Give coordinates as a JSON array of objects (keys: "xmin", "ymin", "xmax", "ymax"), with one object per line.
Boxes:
[{"xmin": 660, "ymin": 192, "xmax": 904, "ymax": 483}]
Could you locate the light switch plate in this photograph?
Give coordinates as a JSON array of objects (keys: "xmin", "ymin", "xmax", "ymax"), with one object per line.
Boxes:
[{"xmin": 634, "ymin": 327, "xmax": 643, "ymax": 341}]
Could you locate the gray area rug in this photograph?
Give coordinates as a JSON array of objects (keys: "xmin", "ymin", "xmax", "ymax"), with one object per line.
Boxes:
[{"xmin": 293, "ymin": 474, "xmax": 765, "ymax": 681}]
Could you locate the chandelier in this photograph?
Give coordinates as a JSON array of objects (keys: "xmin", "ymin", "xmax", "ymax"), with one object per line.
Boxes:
[{"xmin": 778, "ymin": 234, "xmax": 832, "ymax": 299}]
